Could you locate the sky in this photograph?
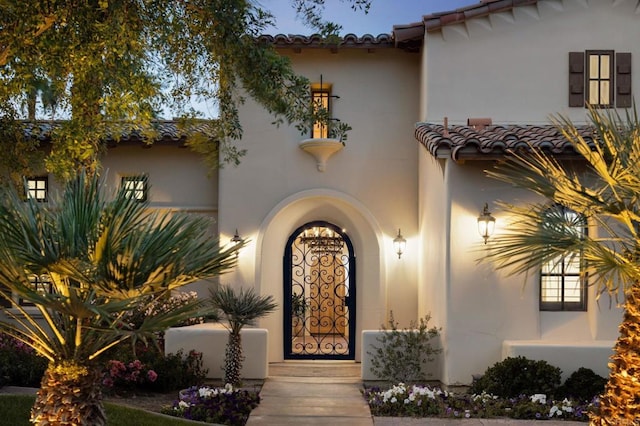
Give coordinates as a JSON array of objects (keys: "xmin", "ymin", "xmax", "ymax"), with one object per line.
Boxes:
[{"xmin": 261, "ymin": 0, "xmax": 479, "ymax": 36}]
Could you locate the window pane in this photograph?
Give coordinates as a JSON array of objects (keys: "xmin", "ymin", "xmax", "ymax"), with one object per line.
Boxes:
[
  {"xmin": 565, "ymin": 255, "xmax": 581, "ymax": 273},
  {"xmin": 564, "ymin": 277, "xmax": 582, "ymax": 302},
  {"xmin": 311, "ymin": 90, "xmax": 330, "ymax": 139},
  {"xmin": 589, "ymin": 81, "xmax": 600, "ymax": 104},
  {"xmin": 589, "ymin": 55, "xmax": 600, "ymax": 79},
  {"xmin": 600, "ymin": 55, "xmax": 610, "ymax": 78},
  {"xmin": 600, "ymin": 81, "xmax": 610, "ymax": 105},
  {"xmin": 541, "ymin": 276, "xmax": 561, "ymax": 302}
]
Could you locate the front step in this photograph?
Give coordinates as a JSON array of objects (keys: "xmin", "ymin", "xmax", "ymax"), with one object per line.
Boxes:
[{"xmin": 269, "ymin": 361, "xmax": 361, "ymax": 378}]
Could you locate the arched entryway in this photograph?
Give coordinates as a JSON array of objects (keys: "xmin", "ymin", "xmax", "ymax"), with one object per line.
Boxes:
[{"xmin": 283, "ymin": 221, "xmax": 356, "ymax": 360}]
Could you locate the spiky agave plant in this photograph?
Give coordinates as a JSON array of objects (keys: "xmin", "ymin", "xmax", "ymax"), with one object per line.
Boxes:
[
  {"xmin": 209, "ymin": 285, "xmax": 277, "ymax": 386},
  {"xmin": 482, "ymin": 105, "xmax": 640, "ymax": 424},
  {"xmin": 0, "ymin": 171, "xmax": 242, "ymax": 425}
]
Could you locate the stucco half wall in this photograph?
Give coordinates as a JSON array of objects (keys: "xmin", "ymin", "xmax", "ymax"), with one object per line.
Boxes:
[{"xmin": 254, "ymin": 189, "xmax": 387, "ymax": 363}]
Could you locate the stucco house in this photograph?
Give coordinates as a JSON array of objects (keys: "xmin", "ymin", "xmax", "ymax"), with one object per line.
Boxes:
[{"xmin": 11, "ymin": 0, "xmax": 634, "ymax": 386}]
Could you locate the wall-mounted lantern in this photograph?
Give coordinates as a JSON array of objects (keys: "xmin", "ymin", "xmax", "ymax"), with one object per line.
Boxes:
[
  {"xmin": 477, "ymin": 203, "xmax": 496, "ymax": 244},
  {"xmin": 393, "ymin": 228, "xmax": 406, "ymax": 259}
]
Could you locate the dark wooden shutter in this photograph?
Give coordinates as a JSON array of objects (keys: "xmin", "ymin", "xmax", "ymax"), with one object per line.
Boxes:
[
  {"xmin": 569, "ymin": 52, "xmax": 585, "ymax": 107},
  {"xmin": 616, "ymin": 52, "xmax": 632, "ymax": 108}
]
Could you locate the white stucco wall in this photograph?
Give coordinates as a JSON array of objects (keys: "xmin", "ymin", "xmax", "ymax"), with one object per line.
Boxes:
[
  {"xmin": 424, "ymin": 0, "xmax": 640, "ymax": 125},
  {"xmin": 219, "ymin": 47, "xmax": 420, "ymax": 362},
  {"xmin": 424, "ymin": 160, "xmax": 623, "ymax": 385},
  {"xmin": 417, "ymin": 0, "xmax": 631, "ymax": 385}
]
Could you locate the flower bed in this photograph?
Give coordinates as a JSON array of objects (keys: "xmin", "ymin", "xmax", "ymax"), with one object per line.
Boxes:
[
  {"xmin": 161, "ymin": 384, "xmax": 260, "ymax": 425},
  {"xmin": 363, "ymin": 383, "xmax": 597, "ymax": 421}
]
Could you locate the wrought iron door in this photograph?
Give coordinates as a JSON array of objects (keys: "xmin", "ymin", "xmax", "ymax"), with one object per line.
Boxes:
[{"xmin": 283, "ymin": 221, "xmax": 355, "ymax": 359}]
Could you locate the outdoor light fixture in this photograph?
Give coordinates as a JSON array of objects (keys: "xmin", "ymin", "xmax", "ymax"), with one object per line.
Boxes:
[
  {"xmin": 477, "ymin": 203, "xmax": 496, "ymax": 244},
  {"xmin": 300, "ymin": 226, "xmax": 344, "ymax": 254},
  {"xmin": 393, "ymin": 228, "xmax": 406, "ymax": 259},
  {"xmin": 230, "ymin": 229, "xmax": 242, "ymax": 246}
]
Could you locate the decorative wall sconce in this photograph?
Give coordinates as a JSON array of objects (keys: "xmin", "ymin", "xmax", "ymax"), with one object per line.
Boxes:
[
  {"xmin": 393, "ymin": 228, "xmax": 406, "ymax": 259},
  {"xmin": 477, "ymin": 203, "xmax": 496, "ymax": 244},
  {"xmin": 230, "ymin": 229, "xmax": 242, "ymax": 246}
]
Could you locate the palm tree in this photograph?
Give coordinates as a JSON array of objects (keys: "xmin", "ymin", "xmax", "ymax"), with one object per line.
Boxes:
[
  {"xmin": 0, "ymin": 171, "xmax": 241, "ymax": 425},
  {"xmin": 209, "ymin": 285, "xmax": 277, "ymax": 386},
  {"xmin": 482, "ymin": 106, "xmax": 640, "ymax": 424}
]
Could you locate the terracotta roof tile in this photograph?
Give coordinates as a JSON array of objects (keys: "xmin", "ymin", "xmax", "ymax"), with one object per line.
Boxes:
[
  {"xmin": 257, "ymin": 33, "xmax": 394, "ymax": 50},
  {"xmin": 415, "ymin": 123, "xmax": 595, "ymax": 161},
  {"xmin": 393, "ymin": 0, "xmax": 539, "ymax": 49},
  {"xmin": 21, "ymin": 120, "xmax": 216, "ymax": 145}
]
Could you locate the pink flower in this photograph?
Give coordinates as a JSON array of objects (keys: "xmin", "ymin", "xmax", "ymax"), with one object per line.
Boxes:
[
  {"xmin": 147, "ymin": 370, "xmax": 158, "ymax": 382},
  {"xmin": 102, "ymin": 377, "xmax": 114, "ymax": 388}
]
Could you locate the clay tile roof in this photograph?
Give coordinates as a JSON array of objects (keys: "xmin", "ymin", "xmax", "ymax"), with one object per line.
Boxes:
[
  {"xmin": 21, "ymin": 120, "xmax": 217, "ymax": 145},
  {"xmin": 257, "ymin": 33, "xmax": 394, "ymax": 50},
  {"xmin": 393, "ymin": 0, "xmax": 539, "ymax": 49},
  {"xmin": 415, "ymin": 123, "xmax": 595, "ymax": 162}
]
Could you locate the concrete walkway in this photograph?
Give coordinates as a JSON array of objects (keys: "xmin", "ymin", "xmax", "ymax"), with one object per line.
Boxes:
[{"xmin": 247, "ymin": 361, "xmax": 372, "ymax": 425}]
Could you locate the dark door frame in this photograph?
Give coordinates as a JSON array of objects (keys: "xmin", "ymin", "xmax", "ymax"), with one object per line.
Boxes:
[{"xmin": 283, "ymin": 220, "xmax": 356, "ymax": 360}]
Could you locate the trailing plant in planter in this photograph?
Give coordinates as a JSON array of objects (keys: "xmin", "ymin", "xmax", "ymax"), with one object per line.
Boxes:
[{"xmin": 209, "ymin": 285, "xmax": 277, "ymax": 386}]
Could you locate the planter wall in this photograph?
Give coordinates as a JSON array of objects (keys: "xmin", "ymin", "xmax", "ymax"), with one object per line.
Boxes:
[{"xmin": 165, "ymin": 323, "xmax": 269, "ymax": 380}]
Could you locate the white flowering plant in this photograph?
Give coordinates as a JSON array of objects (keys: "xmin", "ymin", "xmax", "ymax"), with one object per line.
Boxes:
[
  {"xmin": 162, "ymin": 384, "xmax": 260, "ymax": 425},
  {"xmin": 363, "ymin": 384, "xmax": 598, "ymax": 421}
]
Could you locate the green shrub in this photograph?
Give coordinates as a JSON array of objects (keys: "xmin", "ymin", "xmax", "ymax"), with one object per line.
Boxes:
[
  {"xmin": 557, "ymin": 367, "xmax": 607, "ymax": 402},
  {"xmin": 367, "ymin": 311, "xmax": 441, "ymax": 383},
  {"xmin": 470, "ymin": 356, "xmax": 561, "ymax": 398},
  {"xmin": 103, "ymin": 342, "xmax": 208, "ymax": 394},
  {"xmin": 0, "ymin": 333, "xmax": 47, "ymax": 387}
]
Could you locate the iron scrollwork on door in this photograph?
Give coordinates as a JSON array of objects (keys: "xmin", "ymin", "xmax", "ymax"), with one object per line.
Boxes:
[{"xmin": 284, "ymin": 221, "xmax": 355, "ymax": 359}]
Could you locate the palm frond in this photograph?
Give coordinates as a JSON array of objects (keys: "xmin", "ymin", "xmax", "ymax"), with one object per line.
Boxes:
[
  {"xmin": 210, "ymin": 285, "xmax": 278, "ymax": 335},
  {"xmin": 0, "ymin": 170, "xmax": 242, "ymax": 364},
  {"xmin": 483, "ymin": 106, "xmax": 640, "ymax": 297}
]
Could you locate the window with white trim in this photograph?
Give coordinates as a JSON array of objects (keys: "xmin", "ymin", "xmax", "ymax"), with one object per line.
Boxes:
[{"xmin": 540, "ymin": 205, "xmax": 587, "ymax": 311}]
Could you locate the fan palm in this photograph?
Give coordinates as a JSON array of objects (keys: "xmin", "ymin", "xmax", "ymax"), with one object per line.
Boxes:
[
  {"xmin": 482, "ymin": 106, "xmax": 640, "ymax": 424},
  {"xmin": 0, "ymin": 171, "xmax": 241, "ymax": 425},
  {"xmin": 209, "ymin": 285, "xmax": 277, "ymax": 386}
]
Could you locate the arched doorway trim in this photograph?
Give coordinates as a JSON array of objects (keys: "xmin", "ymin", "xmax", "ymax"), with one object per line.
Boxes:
[{"xmin": 253, "ymin": 189, "xmax": 386, "ymax": 362}]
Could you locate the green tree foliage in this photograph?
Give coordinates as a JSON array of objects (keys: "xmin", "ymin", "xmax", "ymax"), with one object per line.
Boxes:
[
  {"xmin": 0, "ymin": 171, "xmax": 242, "ymax": 424},
  {"xmin": 482, "ymin": 106, "xmax": 640, "ymax": 424},
  {"xmin": 0, "ymin": 0, "xmax": 369, "ymax": 180}
]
